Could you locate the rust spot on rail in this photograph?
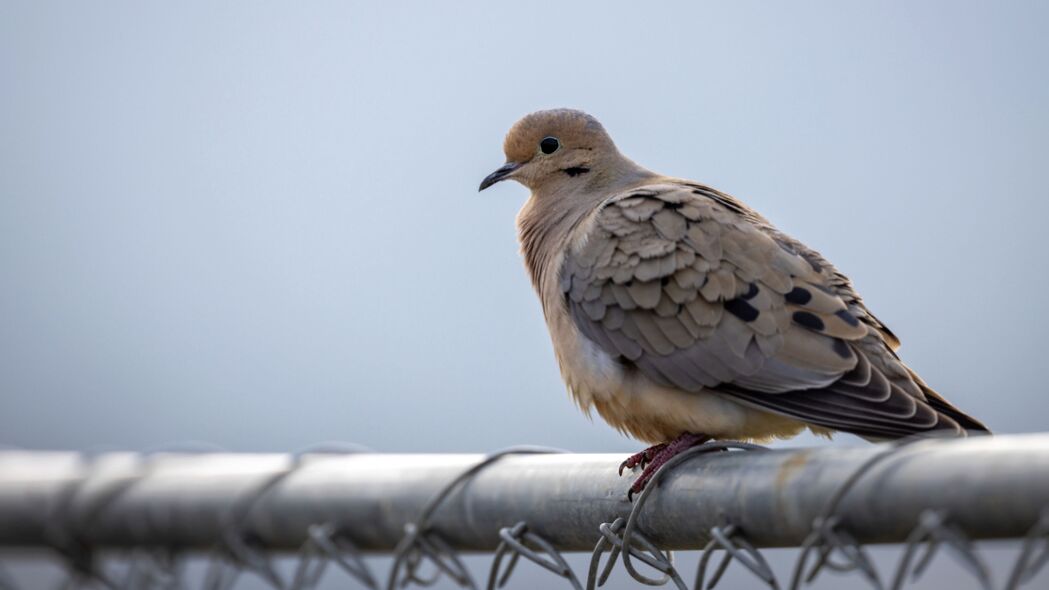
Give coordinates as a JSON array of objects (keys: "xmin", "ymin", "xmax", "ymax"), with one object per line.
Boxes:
[{"xmin": 775, "ymin": 451, "xmax": 811, "ymax": 491}]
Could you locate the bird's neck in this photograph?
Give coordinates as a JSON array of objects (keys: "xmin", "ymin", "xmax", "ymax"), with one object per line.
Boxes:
[
  {"xmin": 517, "ymin": 194, "xmax": 583, "ymax": 297},
  {"xmin": 516, "ymin": 159, "xmax": 658, "ymax": 298}
]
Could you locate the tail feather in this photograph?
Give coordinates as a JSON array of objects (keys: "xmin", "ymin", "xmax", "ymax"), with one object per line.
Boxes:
[
  {"xmin": 922, "ymin": 387, "xmax": 991, "ymax": 434},
  {"xmin": 908, "ymin": 369, "xmax": 990, "ymax": 434}
]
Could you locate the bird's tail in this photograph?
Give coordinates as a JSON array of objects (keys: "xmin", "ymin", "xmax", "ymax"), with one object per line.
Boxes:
[{"xmin": 910, "ymin": 371, "xmax": 991, "ymax": 435}]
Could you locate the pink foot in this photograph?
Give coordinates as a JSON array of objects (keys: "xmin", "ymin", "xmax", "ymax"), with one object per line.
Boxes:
[
  {"xmin": 618, "ymin": 443, "xmax": 668, "ymax": 476},
  {"xmin": 622, "ymin": 433, "xmax": 711, "ymax": 500}
]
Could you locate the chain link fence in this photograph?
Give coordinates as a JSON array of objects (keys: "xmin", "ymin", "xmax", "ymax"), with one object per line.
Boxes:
[{"xmin": 1, "ymin": 434, "xmax": 1047, "ymax": 589}]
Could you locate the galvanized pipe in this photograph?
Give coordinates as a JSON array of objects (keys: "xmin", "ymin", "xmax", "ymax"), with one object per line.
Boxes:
[{"xmin": 0, "ymin": 434, "xmax": 1046, "ymax": 552}]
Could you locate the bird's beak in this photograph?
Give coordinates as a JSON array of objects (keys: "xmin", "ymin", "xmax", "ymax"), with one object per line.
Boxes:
[{"xmin": 478, "ymin": 161, "xmax": 523, "ymax": 191}]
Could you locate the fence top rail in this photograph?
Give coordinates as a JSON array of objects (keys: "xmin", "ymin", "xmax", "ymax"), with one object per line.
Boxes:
[{"xmin": 0, "ymin": 433, "xmax": 1047, "ymax": 553}]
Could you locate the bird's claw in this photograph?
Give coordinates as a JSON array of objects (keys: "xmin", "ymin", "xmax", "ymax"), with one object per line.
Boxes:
[
  {"xmin": 618, "ymin": 443, "xmax": 668, "ymax": 476},
  {"xmin": 620, "ymin": 433, "xmax": 711, "ymax": 501},
  {"xmin": 626, "ymin": 465, "xmax": 658, "ymax": 501}
]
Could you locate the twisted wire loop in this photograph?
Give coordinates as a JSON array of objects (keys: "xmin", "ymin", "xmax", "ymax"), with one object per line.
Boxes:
[
  {"xmin": 205, "ymin": 442, "xmax": 374, "ymax": 590},
  {"xmin": 786, "ymin": 435, "xmax": 953, "ymax": 590},
  {"xmin": 283, "ymin": 443, "xmax": 378, "ymax": 590},
  {"xmin": 695, "ymin": 523, "xmax": 779, "ymax": 590},
  {"xmin": 110, "ymin": 445, "xmax": 235, "ymax": 590},
  {"xmin": 1005, "ymin": 508, "xmax": 1049, "ymax": 590},
  {"xmin": 94, "ymin": 548, "xmax": 184, "ymax": 590},
  {"xmin": 586, "ymin": 517, "xmax": 684, "ymax": 590},
  {"xmin": 202, "ymin": 532, "xmax": 279, "ymax": 590},
  {"xmin": 790, "ymin": 516, "xmax": 880, "ymax": 590},
  {"xmin": 886, "ymin": 509, "xmax": 991, "ymax": 590},
  {"xmin": 387, "ymin": 446, "xmax": 566, "ymax": 590},
  {"xmin": 486, "ymin": 521, "xmax": 581, "ymax": 590},
  {"xmin": 43, "ymin": 451, "xmax": 135, "ymax": 590},
  {"xmin": 60, "ymin": 444, "xmax": 234, "ymax": 590},
  {"xmin": 289, "ymin": 523, "xmax": 377, "ymax": 590}
]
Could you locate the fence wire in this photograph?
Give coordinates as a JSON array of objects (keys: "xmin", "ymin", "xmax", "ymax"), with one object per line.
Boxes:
[{"xmin": 0, "ymin": 438, "xmax": 1047, "ymax": 590}]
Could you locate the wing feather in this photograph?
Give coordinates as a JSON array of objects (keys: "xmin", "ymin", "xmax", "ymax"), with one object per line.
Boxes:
[{"xmin": 561, "ymin": 183, "xmax": 988, "ymax": 438}]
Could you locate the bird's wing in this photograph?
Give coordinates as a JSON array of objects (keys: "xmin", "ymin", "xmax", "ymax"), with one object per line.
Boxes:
[{"xmin": 561, "ymin": 182, "xmax": 986, "ymax": 438}]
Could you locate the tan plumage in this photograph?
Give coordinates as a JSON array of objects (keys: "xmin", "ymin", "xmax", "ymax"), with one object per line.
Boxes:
[{"xmin": 480, "ymin": 109, "xmax": 988, "ymax": 444}]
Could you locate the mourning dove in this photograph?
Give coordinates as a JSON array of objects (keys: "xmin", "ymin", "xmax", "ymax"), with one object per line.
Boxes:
[{"xmin": 480, "ymin": 109, "xmax": 989, "ymax": 493}]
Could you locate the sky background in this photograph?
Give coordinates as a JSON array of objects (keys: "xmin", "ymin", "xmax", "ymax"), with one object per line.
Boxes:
[{"xmin": 1, "ymin": 1, "xmax": 1047, "ymax": 588}]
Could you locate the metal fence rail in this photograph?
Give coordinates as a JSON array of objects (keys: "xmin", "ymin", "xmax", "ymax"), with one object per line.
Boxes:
[{"xmin": 1, "ymin": 434, "xmax": 1048, "ymax": 589}]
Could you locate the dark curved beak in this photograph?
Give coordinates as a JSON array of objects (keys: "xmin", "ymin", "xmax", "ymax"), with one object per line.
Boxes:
[{"xmin": 478, "ymin": 162, "xmax": 522, "ymax": 191}]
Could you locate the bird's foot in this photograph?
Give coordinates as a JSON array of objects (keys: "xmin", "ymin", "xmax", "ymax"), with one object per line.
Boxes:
[
  {"xmin": 618, "ymin": 443, "xmax": 668, "ymax": 476},
  {"xmin": 622, "ymin": 432, "xmax": 711, "ymax": 501}
]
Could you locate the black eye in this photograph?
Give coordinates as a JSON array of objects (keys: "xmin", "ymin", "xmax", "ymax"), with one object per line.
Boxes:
[{"xmin": 539, "ymin": 136, "xmax": 560, "ymax": 154}]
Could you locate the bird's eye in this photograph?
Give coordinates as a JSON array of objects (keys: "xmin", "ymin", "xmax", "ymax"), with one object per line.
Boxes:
[{"xmin": 539, "ymin": 136, "xmax": 560, "ymax": 155}]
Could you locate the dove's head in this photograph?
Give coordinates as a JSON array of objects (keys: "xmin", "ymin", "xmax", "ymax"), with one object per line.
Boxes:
[{"xmin": 479, "ymin": 109, "xmax": 639, "ymax": 192}]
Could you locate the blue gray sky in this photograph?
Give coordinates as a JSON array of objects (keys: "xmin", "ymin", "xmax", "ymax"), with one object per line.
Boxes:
[{"xmin": 1, "ymin": 1, "xmax": 1047, "ymax": 587}]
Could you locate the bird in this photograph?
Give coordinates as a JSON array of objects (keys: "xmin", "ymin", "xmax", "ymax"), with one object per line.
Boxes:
[{"xmin": 479, "ymin": 109, "xmax": 989, "ymax": 496}]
